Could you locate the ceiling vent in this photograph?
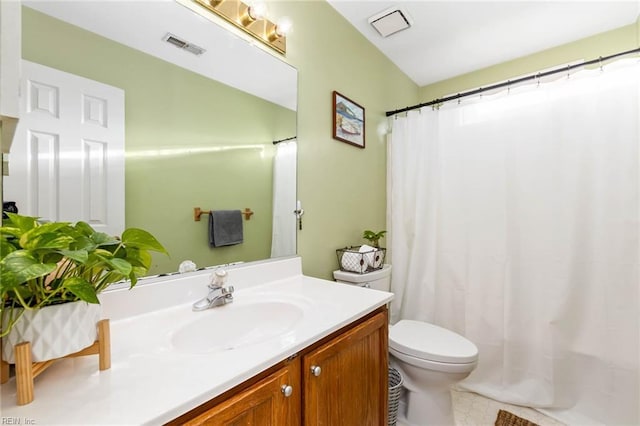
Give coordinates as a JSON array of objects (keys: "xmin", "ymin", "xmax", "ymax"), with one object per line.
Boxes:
[
  {"xmin": 368, "ymin": 7, "xmax": 413, "ymax": 38},
  {"xmin": 163, "ymin": 33, "xmax": 206, "ymax": 56}
]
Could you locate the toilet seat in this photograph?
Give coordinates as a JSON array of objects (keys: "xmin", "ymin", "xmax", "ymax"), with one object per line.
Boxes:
[
  {"xmin": 389, "ymin": 320, "xmax": 478, "ymax": 364},
  {"xmin": 389, "ymin": 346, "xmax": 477, "ymax": 374}
]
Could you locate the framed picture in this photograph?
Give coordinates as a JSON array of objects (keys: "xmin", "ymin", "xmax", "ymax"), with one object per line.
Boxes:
[{"xmin": 332, "ymin": 91, "xmax": 365, "ymax": 148}]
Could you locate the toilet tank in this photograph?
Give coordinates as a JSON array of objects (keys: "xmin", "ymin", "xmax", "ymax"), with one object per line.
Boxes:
[{"xmin": 333, "ymin": 264, "xmax": 392, "ymax": 291}]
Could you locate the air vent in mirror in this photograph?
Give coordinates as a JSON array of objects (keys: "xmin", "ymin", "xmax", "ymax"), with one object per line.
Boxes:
[{"xmin": 163, "ymin": 33, "xmax": 206, "ymax": 55}]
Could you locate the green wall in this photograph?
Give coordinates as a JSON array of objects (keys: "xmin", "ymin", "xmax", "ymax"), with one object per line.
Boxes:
[
  {"xmin": 271, "ymin": 1, "xmax": 419, "ymax": 279},
  {"xmin": 22, "ymin": 7, "xmax": 296, "ymax": 274}
]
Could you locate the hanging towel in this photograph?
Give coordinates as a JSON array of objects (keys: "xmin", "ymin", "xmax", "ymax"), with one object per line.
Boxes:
[{"xmin": 209, "ymin": 210, "xmax": 243, "ymax": 247}]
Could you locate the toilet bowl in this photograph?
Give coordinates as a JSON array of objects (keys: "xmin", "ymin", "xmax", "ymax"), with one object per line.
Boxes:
[
  {"xmin": 389, "ymin": 320, "xmax": 478, "ymax": 426},
  {"xmin": 333, "ymin": 265, "xmax": 479, "ymax": 426}
]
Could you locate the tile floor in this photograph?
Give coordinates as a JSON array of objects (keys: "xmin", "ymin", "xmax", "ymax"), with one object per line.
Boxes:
[{"xmin": 396, "ymin": 389, "xmax": 566, "ymax": 426}]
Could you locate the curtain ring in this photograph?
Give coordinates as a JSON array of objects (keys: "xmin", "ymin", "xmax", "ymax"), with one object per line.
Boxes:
[
  {"xmin": 536, "ymin": 72, "xmax": 541, "ymax": 88},
  {"xmin": 457, "ymin": 94, "xmax": 461, "ymax": 105},
  {"xmin": 599, "ymin": 56, "xmax": 603, "ymax": 72},
  {"xmin": 566, "ymin": 64, "xmax": 571, "ymax": 79},
  {"xmin": 507, "ymin": 80, "xmax": 511, "ymax": 94}
]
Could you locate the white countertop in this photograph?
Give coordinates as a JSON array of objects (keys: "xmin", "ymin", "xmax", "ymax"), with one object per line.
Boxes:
[{"xmin": 0, "ymin": 257, "xmax": 393, "ymax": 425}]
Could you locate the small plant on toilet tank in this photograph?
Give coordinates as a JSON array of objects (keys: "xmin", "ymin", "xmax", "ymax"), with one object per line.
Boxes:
[{"xmin": 363, "ymin": 230, "xmax": 386, "ymax": 248}]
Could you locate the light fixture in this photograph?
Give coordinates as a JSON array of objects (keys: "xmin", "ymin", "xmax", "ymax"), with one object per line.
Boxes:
[
  {"xmin": 269, "ymin": 16, "xmax": 292, "ymax": 41},
  {"xmin": 241, "ymin": 2, "xmax": 267, "ymax": 26},
  {"xmin": 249, "ymin": 2, "xmax": 267, "ymax": 20},
  {"xmin": 190, "ymin": 0, "xmax": 289, "ymax": 55}
]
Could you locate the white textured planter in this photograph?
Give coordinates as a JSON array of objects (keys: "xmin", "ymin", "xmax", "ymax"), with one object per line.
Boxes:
[{"xmin": 1, "ymin": 301, "xmax": 101, "ymax": 364}]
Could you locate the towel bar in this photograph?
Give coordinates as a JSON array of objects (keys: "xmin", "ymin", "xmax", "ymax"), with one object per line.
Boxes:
[{"xmin": 194, "ymin": 207, "xmax": 254, "ymax": 221}]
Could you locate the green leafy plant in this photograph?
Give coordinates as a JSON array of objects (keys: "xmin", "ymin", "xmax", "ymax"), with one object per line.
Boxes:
[
  {"xmin": 0, "ymin": 213, "xmax": 168, "ymax": 337},
  {"xmin": 362, "ymin": 230, "xmax": 386, "ymax": 248}
]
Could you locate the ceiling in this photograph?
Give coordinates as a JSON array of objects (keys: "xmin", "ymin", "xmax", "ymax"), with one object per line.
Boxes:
[{"xmin": 327, "ymin": 0, "xmax": 640, "ymax": 87}]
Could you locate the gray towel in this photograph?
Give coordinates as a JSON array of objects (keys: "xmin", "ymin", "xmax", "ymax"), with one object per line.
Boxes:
[{"xmin": 209, "ymin": 210, "xmax": 243, "ymax": 247}]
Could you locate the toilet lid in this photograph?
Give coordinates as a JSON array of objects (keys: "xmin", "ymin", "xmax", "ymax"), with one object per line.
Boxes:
[{"xmin": 389, "ymin": 320, "xmax": 478, "ymax": 364}]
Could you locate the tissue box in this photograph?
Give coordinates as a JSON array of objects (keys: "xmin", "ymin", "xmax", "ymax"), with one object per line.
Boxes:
[{"xmin": 336, "ymin": 246, "xmax": 386, "ymax": 274}]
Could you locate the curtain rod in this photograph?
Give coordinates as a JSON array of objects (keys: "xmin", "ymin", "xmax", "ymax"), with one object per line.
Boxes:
[
  {"xmin": 272, "ymin": 136, "xmax": 297, "ymax": 145},
  {"xmin": 386, "ymin": 47, "xmax": 640, "ymax": 117}
]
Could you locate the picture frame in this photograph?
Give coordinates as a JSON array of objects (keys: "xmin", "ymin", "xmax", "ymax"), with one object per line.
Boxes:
[{"xmin": 332, "ymin": 91, "xmax": 365, "ymax": 148}]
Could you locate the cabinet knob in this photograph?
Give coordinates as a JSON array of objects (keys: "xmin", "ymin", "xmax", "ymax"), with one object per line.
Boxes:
[
  {"xmin": 281, "ymin": 384, "xmax": 293, "ymax": 397},
  {"xmin": 310, "ymin": 365, "xmax": 321, "ymax": 376}
]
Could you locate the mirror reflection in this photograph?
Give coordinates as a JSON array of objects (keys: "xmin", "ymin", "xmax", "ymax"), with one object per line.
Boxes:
[{"xmin": 3, "ymin": 1, "xmax": 298, "ymax": 275}]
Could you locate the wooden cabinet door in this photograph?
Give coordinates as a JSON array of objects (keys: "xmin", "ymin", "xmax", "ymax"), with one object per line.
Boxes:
[
  {"xmin": 185, "ymin": 358, "xmax": 301, "ymax": 426},
  {"xmin": 303, "ymin": 311, "xmax": 388, "ymax": 426}
]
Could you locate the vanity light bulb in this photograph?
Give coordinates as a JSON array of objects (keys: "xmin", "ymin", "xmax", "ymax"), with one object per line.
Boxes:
[
  {"xmin": 247, "ymin": 2, "xmax": 268, "ymax": 20},
  {"xmin": 275, "ymin": 17, "xmax": 292, "ymax": 37}
]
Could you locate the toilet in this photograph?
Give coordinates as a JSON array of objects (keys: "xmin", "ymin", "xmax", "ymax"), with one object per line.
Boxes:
[{"xmin": 333, "ymin": 265, "xmax": 479, "ymax": 426}]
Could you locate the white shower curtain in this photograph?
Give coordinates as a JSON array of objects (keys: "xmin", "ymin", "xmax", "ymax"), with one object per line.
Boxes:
[
  {"xmin": 271, "ymin": 140, "xmax": 297, "ymax": 258},
  {"xmin": 388, "ymin": 61, "xmax": 639, "ymax": 425}
]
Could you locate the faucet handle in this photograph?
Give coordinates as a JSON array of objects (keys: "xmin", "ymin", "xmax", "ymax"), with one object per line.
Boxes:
[{"xmin": 210, "ymin": 269, "xmax": 228, "ymax": 287}]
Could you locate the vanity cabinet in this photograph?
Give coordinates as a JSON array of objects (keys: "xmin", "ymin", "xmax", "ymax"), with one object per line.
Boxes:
[
  {"xmin": 303, "ymin": 310, "xmax": 388, "ymax": 425},
  {"xmin": 170, "ymin": 307, "xmax": 388, "ymax": 426},
  {"xmin": 182, "ymin": 358, "xmax": 301, "ymax": 426}
]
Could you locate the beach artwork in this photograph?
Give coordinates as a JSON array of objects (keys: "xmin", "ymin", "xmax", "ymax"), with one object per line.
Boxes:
[{"xmin": 333, "ymin": 91, "xmax": 365, "ymax": 148}]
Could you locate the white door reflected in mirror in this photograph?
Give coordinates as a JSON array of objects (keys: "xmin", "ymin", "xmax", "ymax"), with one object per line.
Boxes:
[{"xmin": 4, "ymin": 60, "xmax": 125, "ymax": 236}]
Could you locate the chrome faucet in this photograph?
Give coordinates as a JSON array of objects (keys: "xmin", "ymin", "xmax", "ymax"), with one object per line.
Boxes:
[{"xmin": 192, "ymin": 269, "xmax": 234, "ymax": 311}]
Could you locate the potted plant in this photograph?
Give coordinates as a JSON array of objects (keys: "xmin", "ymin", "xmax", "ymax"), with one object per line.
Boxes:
[
  {"xmin": 363, "ymin": 230, "xmax": 386, "ymax": 248},
  {"xmin": 362, "ymin": 230, "xmax": 386, "ymax": 270},
  {"xmin": 0, "ymin": 213, "xmax": 168, "ymax": 363}
]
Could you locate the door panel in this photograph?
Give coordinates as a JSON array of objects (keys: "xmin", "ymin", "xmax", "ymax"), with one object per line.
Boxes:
[{"xmin": 27, "ymin": 130, "xmax": 59, "ymax": 220}]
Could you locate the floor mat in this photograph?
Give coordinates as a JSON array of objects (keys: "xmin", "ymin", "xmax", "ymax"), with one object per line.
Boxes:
[{"xmin": 495, "ymin": 409, "xmax": 540, "ymax": 426}]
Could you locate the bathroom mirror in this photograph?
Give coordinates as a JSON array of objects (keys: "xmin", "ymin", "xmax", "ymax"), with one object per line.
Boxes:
[{"xmin": 3, "ymin": 0, "xmax": 298, "ymax": 275}]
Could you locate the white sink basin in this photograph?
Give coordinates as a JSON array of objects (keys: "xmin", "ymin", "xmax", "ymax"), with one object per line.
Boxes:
[{"xmin": 171, "ymin": 300, "xmax": 305, "ymax": 354}]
